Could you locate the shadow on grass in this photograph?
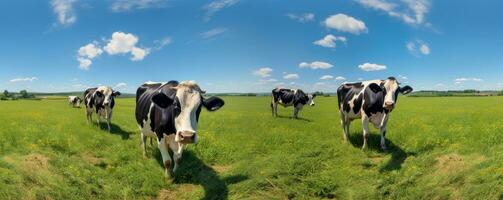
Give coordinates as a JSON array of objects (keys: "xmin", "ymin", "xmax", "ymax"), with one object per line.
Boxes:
[
  {"xmin": 274, "ymin": 115, "xmax": 312, "ymax": 122},
  {"xmin": 96, "ymin": 122, "xmax": 133, "ymax": 140},
  {"xmin": 152, "ymin": 150, "xmax": 248, "ymax": 200},
  {"xmin": 348, "ymin": 132, "xmax": 416, "ymax": 172}
]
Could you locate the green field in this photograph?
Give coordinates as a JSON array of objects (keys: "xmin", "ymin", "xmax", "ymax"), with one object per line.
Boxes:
[{"xmin": 1, "ymin": 96, "xmax": 503, "ymax": 199}]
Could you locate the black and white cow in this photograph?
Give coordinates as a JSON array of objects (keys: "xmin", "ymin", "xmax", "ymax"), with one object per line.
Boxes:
[
  {"xmin": 135, "ymin": 80, "xmax": 225, "ymax": 177},
  {"xmin": 271, "ymin": 88, "xmax": 316, "ymax": 118},
  {"xmin": 84, "ymin": 86, "xmax": 121, "ymax": 132},
  {"xmin": 337, "ymin": 77, "xmax": 413, "ymax": 150},
  {"xmin": 68, "ymin": 96, "xmax": 82, "ymax": 108}
]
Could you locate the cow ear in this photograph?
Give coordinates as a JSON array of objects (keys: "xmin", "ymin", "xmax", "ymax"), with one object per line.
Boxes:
[
  {"xmin": 400, "ymin": 86, "xmax": 413, "ymax": 95},
  {"xmin": 113, "ymin": 91, "xmax": 121, "ymax": 96},
  {"xmin": 203, "ymin": 97, "xmax": 225, "ymax": 111},
  {"xmin": 368, "ymin": 83, "xmax": 383, "ymax": 93},
  {"xmin": 152, "ymin": 93, "xmax": 173, "ymax": 109},
  {"xmin": 95, "ymin": 91, "xmax": 103, "ymax": 97}
]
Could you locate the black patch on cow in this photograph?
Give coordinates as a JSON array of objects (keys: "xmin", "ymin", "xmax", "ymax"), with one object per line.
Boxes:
[
  {"xmin": 337, "ymin": 83, "xmax": 363, "ymax": 113},
  {"xmin": 84, "ymin": 87, "xmax": 97, "ymax": 109},
  {"xmin": 353, "ymin": 93, "xmax": 363, "ymax": 114},
  {"xmin": 363, "ymin": 83, "xmax": 385, "ymax": 117}
]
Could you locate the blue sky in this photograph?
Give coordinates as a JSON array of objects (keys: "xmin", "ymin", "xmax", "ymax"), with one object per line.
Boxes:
[{"xmin": 0, "ymin": 0, "xmax": 502, "ymax": 93}]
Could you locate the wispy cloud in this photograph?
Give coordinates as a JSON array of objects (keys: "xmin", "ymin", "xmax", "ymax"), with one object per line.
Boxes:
[
  {"xmin": 286, "ymin": 13, "xmax": 315, "ymax": 23},
  {"xmin": 407, "ymin": 40, "xmax": 430, "ymax": 56},
  {"xmin": 253, "ymin": 67, "xmax": 273, "ymax": 78},
  {"xmin": 203, "ymin": 0, "xmax": 239, "ymax": 21},
  {"xmin": 201, "ymin": 28, "xmax": 227, "ymax": 39},
  {"xmin": 10, "ymin": 77, "xmax": 38, "ymax": 83},
  {"xmin": 283, "ymin": 73, "xmax": 299, "ymax": 80},
  {"xmin": 320, "ymin": 75, "xmax": 334, "ymax": 80},
  {"xmin": 111, "ymin": 0, "xmax": 169, "ymax": 12},
  {"xmin": 356, "ymin": 0, "xmax": 431, "ymax": 26},
  {"xmin": 51, "ymin": 0, "xmax": 77, "ymax": 26}
]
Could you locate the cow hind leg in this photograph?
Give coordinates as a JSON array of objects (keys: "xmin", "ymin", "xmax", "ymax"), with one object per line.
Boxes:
[
  {"xmin": 158, "ymin": 136, "xmax": 173, "ymax": 178},
  {"xmin": 361, "ymin": 115, "xmax": 370, "ymax": 150},
  {"xmin": 271, "ymin": 102, "xmax": 278, "ymax": 117},
  {"xmin": 293, "ymin": 107, "xmax": 299, "ymax": 119}
]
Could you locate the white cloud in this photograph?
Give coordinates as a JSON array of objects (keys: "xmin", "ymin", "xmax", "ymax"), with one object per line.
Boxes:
[
  {"xmin": 78, "ymin": 57, "xmax": 92, "ymax": 70},
  {"xmin": 407, "ymin": 40, "xmax": 430, "ymax": 55},
  {"xmin": 104, "ymin": 32, "xmax": 149, "ymax": 61},
  {"xmin": 398, "ymin": 74, "xmax": 408, "ymax": 80},
  {"xmin": 111, "ymin": 0, "xmax": 169, "ymax": 12},
  {"xmin": 286, "ymin": 13, "xmax": 315, "ymax": 23},
  {"xmin": 299, "ymin": 61, "xmax": 334, "ymax": 69},
  {"xmin": 51, "ymin": 0, "xmax": 77, "ymax": 26},
  {"xmin": 283, "ymin": 74, "xmax": 299, "ymax": 80},
  {"xmin": 201, "ymin": 28, "xmax": 227, "ymax": 39},
  {"xmin": 104, "ymin": 32, "xmax": 139, "ymax": 54},
  {"xmin": 253, "ymin": 67, "xmax": 273, "ymax": 78},
  {"xmin": 203, "ymin": 0, "xmax": 239, "ymax": 21},
  {"xmin": 131, "ymin": 47, "xmax": 149, "ymax": 61},
  {"xmin": 358, "ymin": 63, "xmax": 387, "ymax": 71},
  {"xmin": 78, "ymin": 43, "xmax": 103, "ymax": 59},
  {"xmin": 313, "ymin": 34, "xmax": 347, "ymax": 48},
  {"xmin": 356, "ymin": 0, "xmax": 430, "ymax": 25},
  {"xmin": 77, "ymin": 32, "xmax": 149, "ymax": 70},
  {"xmin": 320, "ymin": 75, "xmax": 334, "ymax": 80},
  {"xmin": 324, "ymin": 14, "xmax": 367, "ymax": 35},
  {"xmin": 9, "ymin": 77, "xmax": 38, "ymax": 83},
  {"xmin": 335, "ymin": 76, "xmax": 346, "ymax": 81}
]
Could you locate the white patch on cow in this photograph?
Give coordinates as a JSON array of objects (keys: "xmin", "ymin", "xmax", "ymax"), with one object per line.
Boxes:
[
  {"xmin": 383, "ymin": 79, "xmax": 400, "ymax": 107},
  {"xmin": 173, "ymin": 81, "xmax": 204, "ymax": 143}
]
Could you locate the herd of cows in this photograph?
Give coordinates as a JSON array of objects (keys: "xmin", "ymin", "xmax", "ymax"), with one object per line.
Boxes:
[{"xmin": 68, "ymin": 77, "xmax": 413, "ymax": 177}]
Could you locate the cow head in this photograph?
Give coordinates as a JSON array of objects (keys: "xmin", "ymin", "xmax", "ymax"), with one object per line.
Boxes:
[
  {"xmin": 382, "ymin": 77, "xmax": 413, "ymax": 111},
  {"xmin": 151, "ymin": 81, "xmax": 225, "ymax": 144},
  {"xmin": 95, "ymin": 87, "xmax": 120, "ymax": 108},
  {"xmin": 308, "ymin": 94, "xmax": 316, "ymax": 106}
]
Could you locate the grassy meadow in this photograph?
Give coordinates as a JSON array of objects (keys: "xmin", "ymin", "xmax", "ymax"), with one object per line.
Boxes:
[{"xmin": 1, "ymin": 96, "xmax": 503, "ymax": 199}]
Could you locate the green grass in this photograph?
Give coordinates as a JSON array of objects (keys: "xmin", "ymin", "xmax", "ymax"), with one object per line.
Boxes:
[{"xmin": 1, "ymin": 96, "xmax": 503, "ymax": 199}]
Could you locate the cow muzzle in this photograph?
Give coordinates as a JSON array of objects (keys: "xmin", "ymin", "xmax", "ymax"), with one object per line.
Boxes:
[
  {"xmin": 384, "ymin": 102, "xmax": 394, "ymax": 110},
  {"xmin": 176, "ymin": 131, "xmax": 196, "ymax": 144}
]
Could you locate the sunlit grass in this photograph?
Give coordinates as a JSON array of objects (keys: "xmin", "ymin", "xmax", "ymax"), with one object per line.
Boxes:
[{"xmin": 1, "ymin": 96, "xmax": 503, "ymax": 199}]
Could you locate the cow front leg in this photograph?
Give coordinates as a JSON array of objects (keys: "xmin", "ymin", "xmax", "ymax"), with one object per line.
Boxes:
[
  {"xmin": 158, "ymin": 136, "xmax": 172, "ymax": 178},
  {"xmin": 293, "ymin": 107, "xmax": 299, "ymax": 119},
  {"xmin": 362, "ymin": 115, "xmax": 370, "ymax": 150},
  {"xmin": 380, "ymin": 126, "xmax": 387, "ymax": 151},
  {"xmin": 170, "ymin": 142, "xmax": 183, "ymax": 173},
  {"xmin": 140, "ymin": 132, "xmax": 147, "ymax": 157},
  {"xmin": 379, "ymin": 113, "xmax": 389, "ymax": 151},
  {"xmin": 340, "ymin": 113, "xmax": 350, "ymax": 142},
  {"xmin": 272, "ymin": 102, "xmax": 278, "ymax": 117},
  {"xmin": 96, "ymin": 110, "xmax": 101, "ymax": 126},
  {"xmin": 106, "ymin": 110, "xmax": 112, "ymax": 132}
]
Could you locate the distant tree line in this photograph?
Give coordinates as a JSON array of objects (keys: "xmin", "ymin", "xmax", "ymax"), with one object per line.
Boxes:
[{"xmin": 1, "ymin": 90, "xmax": 36, "ymax": 100}]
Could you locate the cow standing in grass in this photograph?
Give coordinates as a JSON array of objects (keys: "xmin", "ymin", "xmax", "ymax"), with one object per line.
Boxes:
[
  {"xmin": 271, "ymin": 88, "xmax": 316, "ymax": 119},
  {"xmin": 68, "ymin": 96, "xmax": 82, "ymax": 108},
  {"xmin": 337, "ymin": 77, "xmax": 413, "ymax": 150},
  {"xmin": 135, "ymin": 80, "xmax": 225, "ymax": 177},
  {"xmin": 84, "ymin": 86, "xmax": 121, "ymax": 132}
]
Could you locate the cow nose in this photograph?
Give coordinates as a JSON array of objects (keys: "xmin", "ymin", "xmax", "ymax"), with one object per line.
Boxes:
[{"xmin": 177, "ymin": 131, "xmax": 196, "ymax": 144}]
